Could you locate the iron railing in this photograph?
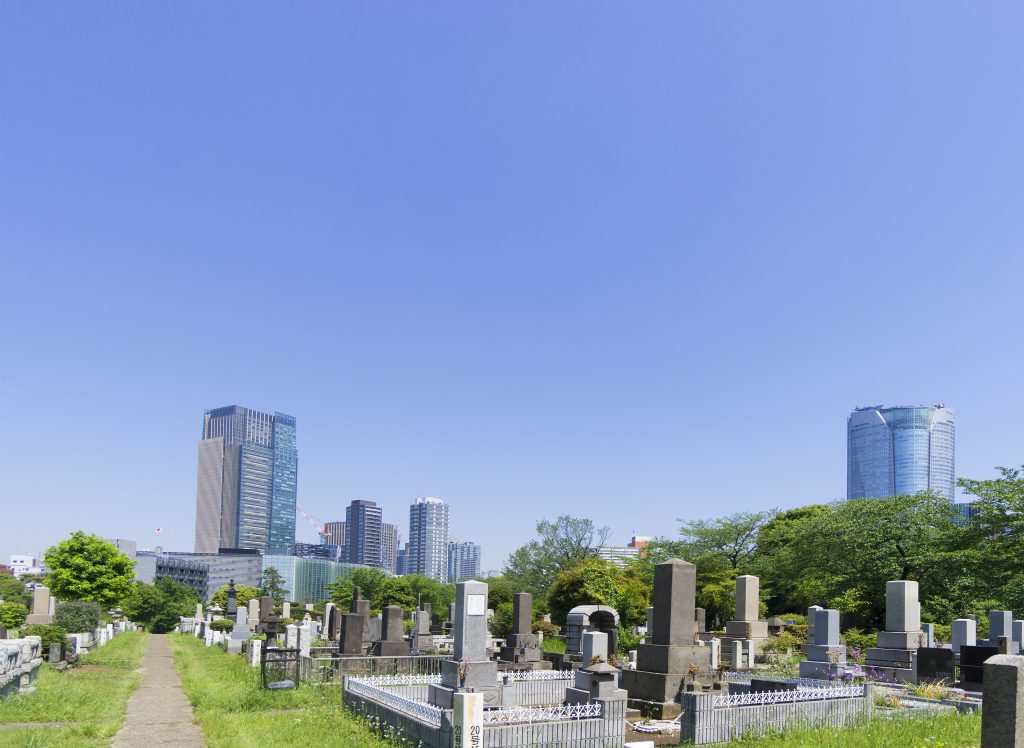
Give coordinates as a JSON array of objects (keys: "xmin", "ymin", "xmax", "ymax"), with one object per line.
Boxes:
[
  {"xmin": 483, "ymin": 702, "xmax": 602, "ymax": 725},
  {"xmin": 713, "ymin": 685, "xmax": 865, "ymax": 707},
  {"xmin": 346, "ymin": 677, "xmax": 445, "ymax": 727}
]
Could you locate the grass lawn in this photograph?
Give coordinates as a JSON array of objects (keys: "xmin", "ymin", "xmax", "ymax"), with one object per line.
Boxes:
[
  {"xmin": 168, "ymin": 633, "xmax": 395, "ymax": 748},
  {"xmin": 0, "ymin": 630, "xmax": 148, "ymax": 748},
  {"xmin": 735, "ymin": 709, "xmax": 981, "ymax": 747}
]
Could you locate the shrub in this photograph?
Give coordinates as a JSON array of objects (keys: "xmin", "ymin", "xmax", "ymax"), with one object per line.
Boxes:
[
  {"xmin": 617, "ymin": 625, "xmax": 643, "ymax": 654},
  {"xmin": 532, "ymin": 619, "xmax": 559, "ymax": 637},
  {"xmin": 491, "ymin": 602, "xmax": 514, "ymax": 639},
  {"xmin": 54, "ymin": 600, "xmax": 103, "ymax": 633},
  {"xmin": 784, "ymin": 624, "xmax": 808, "ymax": 644},
  {"xmin": 0, "ymin": 601, "xmax": 28, "ymax": 629},
  {"xmin": 843, "ymin": 627, "xmax": 877, "ymax": 651},
  {"xmin": 210, "ymin": 619, "xmax": 235, "ymax": 633},
  {"xmin": 21, "ymin": 623, "xmax": 69, "ymax": 649}
]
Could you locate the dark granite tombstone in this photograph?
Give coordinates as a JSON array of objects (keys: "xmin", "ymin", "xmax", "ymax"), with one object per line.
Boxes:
[
  {"xmin": 959, "ymin": 644, "xmax": 998, "ymax": 688},
  {"xmin": 374, "ymin": 605, "xmax": 410, "ymax": 656},
  {"xmin": 225, "ymin": 579, "xmax": 237, "ymax": 618},
  {"xmin": 917, "ymin": 648, "xmax": 956, "ymax": 682},
  {"xmin": 341, "ymin": 613, "xmax": 365, "ymax": 655}
]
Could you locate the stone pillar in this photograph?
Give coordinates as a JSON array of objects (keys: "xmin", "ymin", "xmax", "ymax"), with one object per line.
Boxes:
[
  {"xmin": 582, "ymin": 631, "xmax": 609, "ymax": 664},
  {"xmin": 454, "ymin": 581, "xmax": 488, "ymax": 661},
  {"xmin": 195, "ymin": 603, "xmax": 204, "ymax": 619},
  {"xmin": 952, "ymin": 618, "xmax": 976, "ymax": 653},
  {"xmin": 885, "ymin": 581, "xmax": 920, "ymax": 633},
  {"xmin": 807, "ymin": 605, "xmax": 823, "ymax": 640},
  {"xmin": 512, "ymin": 593, "xmax": 532, "ymax": 636},
  {"xmin": 815, "ymin": 609, "xmax": 839, "ymax": 646},
  {"xmin": 282, "ymin": 602, "xmax": 291, "ymax": 619},
  {"xmin": 452, "ymin": 692, "xmax": 484, "ymax": 748},
  {"xmin": 248, "ymin": 599, "xmax": 260, "ymax": 628},
  {"xmin": 981, "ymin": 654, "xmax": 1024, "ymax": 747},
  {"xmin": 732, "ymin": 640, "xmax": 744, "ymax": 669},
  {"xmin": 651, "ymin": 558, "xmax": 696, "ymax": 646},
  {"xmin": 991, "ymin": 611, "xmax": 1013, "ymax": 645},
  {"xmin": 735, "ymin": 576, "xmax": 759, "ymax": 622},
  {"xmin": 922, "ymin": 623, "xmax": 935, "ymax": 649}
]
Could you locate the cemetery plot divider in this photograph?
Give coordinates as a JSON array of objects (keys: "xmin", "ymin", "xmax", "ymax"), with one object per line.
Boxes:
[{"xmin": 302, "ymin": 653, "xmax": 446, "ymax": 683}]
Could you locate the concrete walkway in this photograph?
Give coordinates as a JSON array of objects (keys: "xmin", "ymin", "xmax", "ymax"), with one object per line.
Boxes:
[{"xmin": 112, "ymin": 634, "xmax": 205, "ymax": 747}]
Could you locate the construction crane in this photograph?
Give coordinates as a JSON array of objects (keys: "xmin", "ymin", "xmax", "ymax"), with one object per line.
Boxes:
[{"xmin": 297, "ymin": 506, "xmax": 326, "ymax": 541}]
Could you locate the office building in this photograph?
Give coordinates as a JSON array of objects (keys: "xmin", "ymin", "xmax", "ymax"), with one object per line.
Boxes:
[
  {"xmin": 395, "ymin": 544, "xmax": 410, "ymax": 576},
  {"xmin": 268, "ymin": 542, "xmax": 340, "ymax": 561},
  {"xmin": 166, "ymin": 549, "xmax": 263, "ymax": 601},
  {"xmin": 381, "ymin": 522, "xmax": 399, "ymax": 573},
  {"xmin": 594, "ymin": 545, "xmax": 641, "ymax": 567},
  {"xmin": 408, "ymin": 497, "xmax": 450, "ymax": 582},
  {"xmin": 847, "ymin": 405, "xmax": 956, "ymax": 502},
  {"xmin": 8, "ymin": 554, "xmax": 45, "ymax": 577},
  {"xmin": 261, "ymin": 554, "xmax": 385, "ymax": 603},
  {"xmin": 323, "ymin": 521, "xmax": 346, "ymax": 548},
  {"xmin": 193, "ymin": 406, "xmax": 298, "ymax": 553},
  {"xmin": 107, "ymin": 539, "xmax": 210, "ymax": 599},
  {"xmin": 447, "ymin": 540, "xmax": 481, "ymax": 582},
  {"xmin": 345, "ymin": 500, "xmax": 383, "ymax": 567}
]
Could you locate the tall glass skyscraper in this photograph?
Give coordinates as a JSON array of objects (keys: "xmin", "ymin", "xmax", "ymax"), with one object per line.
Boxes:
[
  {"xmin": 847, "ymin": 405, "xmax": 955, "ymax": 502},
  {"xmin": 193, "ymin": 406, "xmax": 298, "ymax": 553},
  {"xmin": 408, "ymin": 497, "xmax": 450, "ymax": 582},
  {"xmin": 447, "ymin": 540, "xmax": 481, "ymax": 583},
  {"xmin": 345, "ymin": 500, "xmax": 383, "ymax": 567}
]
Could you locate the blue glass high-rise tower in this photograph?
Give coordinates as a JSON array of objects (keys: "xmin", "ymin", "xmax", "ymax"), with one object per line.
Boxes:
[
  {"xmin": 847, "ymin": 405, "xmax": 955, "ymax": 502},
  {"xmin": 194, "ymin": 406, "xmax": 298, "ymax": 553}
]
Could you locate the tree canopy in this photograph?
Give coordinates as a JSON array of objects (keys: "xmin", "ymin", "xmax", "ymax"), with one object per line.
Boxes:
[
  {"xmin": 44, "ymin": 532, "xmax": 135, "ymax": 607},
  {"xmin": 503, "ymin": 515, "xmax": 611, "ymax": 599},
  {"xmin": 261, "ymin": 566, "xmax": 289, "ymax": 601}
]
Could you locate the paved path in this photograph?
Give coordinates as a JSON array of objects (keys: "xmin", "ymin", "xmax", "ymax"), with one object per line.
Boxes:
[{"xmin": 112, "ymin": 634, "xmax": 205, "ymax": 747}]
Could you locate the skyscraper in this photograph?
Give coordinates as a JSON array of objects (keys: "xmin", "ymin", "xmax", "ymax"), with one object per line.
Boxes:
[
  {"xmin": 193, "ymin": 406, "xmax": 298, "ymax": 553},
  {"xmin": 847, "ymin": 405, "xmax": 955, "ymax": 502},
  {"xmin": 381, "ymin": 522, "xmax": 399, "ymax": 573},
  {"xmin": 323, "ymin": 521, "xmax": 346, "ymax": 549},
  {"xmin": 345, "ymin": 500, "xmax": 383, "ymax": 567},
  {"xmin": 447, "ymin": 540, "xmax": 481, "ymax": 582},
  {"xmin": 408, "ymin": 497, "xmax": 450, "ymax": 581}
]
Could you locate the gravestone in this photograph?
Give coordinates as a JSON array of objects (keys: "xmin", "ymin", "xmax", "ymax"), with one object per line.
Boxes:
[
  {"xmin": 196, "ymin": 603, "xmax": 204, "ymax": 620},
  {"xmin": 1014, "ymin": 621, "xmax": 1024, "ymax": 654},
  {"xmin": 26, "ymin": 587, "xmax": 53, "ymax": 626},
  {"xmin": 373, "ymin": 605, "xmax": 410, "ymax": 656},
  {"xmin": 412, "ymin": 603, "xmax": 436, "ymax": 653},
  {"xmin": 428, "ymin": 581, "xmax": 505, "ymax": 709},
  {"xmin": 724, "ymin": 575, "xmax": 768, "ymax": 660},
  {"xmin": 952, "ymin": 618, "xmax": 976, "ymax": 653},
  {"xmin": 566, "ymin": 631, "xmax": 628, "ymax": 705},
  {"xmin": 340, "ymin": 613, "xmax": 365, "ymax": 655},
  {"xmin": 806, "ymin": 605, "xmax": 823, "ymax": 642},
  {"xmin": 228, "ymin": 606, "xmax": 250, "ymax": 654},
  {"xmin": 916, "ymin": 648, "xmax": 955, "ymax": 682},
  {"xmin": 921, "ymin": 623, "xmax": 935, "ymax": 649},
  {"xmin": 981, "ymin": 654, "xmax": 1024, "ymax": 747},
  {"xmin": 444, "ymin": 603, "xmax": 456, "ymax": 633},
  {"xmin": 959, "ymin": 644, "xmax": 999, "ymax": 689},
  {"xmin": 248, "ymin": 599, "xmax": 260, "ymax": 629},
  {"xmin": 349, "ymin": 588, "xmax": 372, "ymax": 646},
  {"xmin": 498, "ymin": 593, "xmax": 548, "ymax": 669},
  {"xmin": 225, "ymin": 580, "xmax": 237, "ymax": 618},
  {"xmin": 323, "ymin": 602, "xmax": 338, "ymax": 641},
  {"xmin": 989, "ymin": 611, "xmax": 1013, "ymax": 647},
  {"xmin": 257, "ymin": 597, "xmax": 274, "ymax": 635},
  {"xmin": 864, "ymin": 581, "xmax": 923, "ymax": 683},
  {"xmin": 282, "ymin": 602, "xmax": 290, "ymax": 619},
  {"xmin": 695, "ymin": 607, "xmax": 706, "ymax": 634},
  {"xmin": 565, "ymin": 605, "xmax": 620, "ymax": 661},
  {"xmin": 798, "ymin": 609, "xmax": 846, "ymax": 679},
  {"xmin": 620, "ymin": 558, "xmax": 714, "ymax": 719}
]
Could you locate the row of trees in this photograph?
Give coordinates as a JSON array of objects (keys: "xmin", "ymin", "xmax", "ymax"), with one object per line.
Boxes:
[{"xmin": 499, "ymin": 465, "xmax": 1024, "ymax": 634}]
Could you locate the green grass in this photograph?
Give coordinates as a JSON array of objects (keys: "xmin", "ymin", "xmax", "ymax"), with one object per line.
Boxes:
[
  {"xmin": 0, "ymin": 630, "xmax": 148, "ymax": 747},
  {"xmin": 168, "ymin": 633, "xmax": 395, "ymax": 748},
  {"xmin": 735, "ymin": 710, "xmax": 981, "ymax": 747},
  {"xmin": 541, "ymin": 635, "xmax": 566, "ymax": 653}
]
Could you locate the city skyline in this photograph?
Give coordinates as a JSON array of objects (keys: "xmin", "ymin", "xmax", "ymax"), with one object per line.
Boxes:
[{"xmin": 3, "ymin": 4, "xmax": 1024, "ymax": 569}]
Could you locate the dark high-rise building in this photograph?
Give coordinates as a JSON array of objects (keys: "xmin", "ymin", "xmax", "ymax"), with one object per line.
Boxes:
[
  {"xmin": 345, "ymin": 500, "xmax": 383, "ymax": 567},
  {"xmin": 193, "ymin": 406, "xmax": 298, "ymax": 553},
  {"xmin": 395, "ymin": 543, "xmax": 410, "ymax": 576},
  {"xmin": 381, "ymin": 522, "xmax": 399, "ymax": 573}
]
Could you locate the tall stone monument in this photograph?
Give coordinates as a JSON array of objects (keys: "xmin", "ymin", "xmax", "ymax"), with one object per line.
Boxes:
[
  {"xmin": 412, "ymin": 603, "xmax": 436, "ymax": 652},
  {"xmin": 498, "ymin": 593, "xmax": 549, "ymax": 670},
  {"xmin": 722, "ymin": 575, "xmax": 768, "ymax": 664},
  {"xmin": 620, "ymin": 558, "xmax": 714, "ymax": 719},
  {"xmin": 225, "ymin": 580, "xmax": 237, "ymax": 618},
  {"xmin": 25, "ymin": 587, "xmax": 54, "ymax": 626},
  {"xmin": 864, "ymin": 581, "xmax": 923, "ymax": 683},
  {"xmin": 373, "ymin": 605, "xmax": 410, "ymax": 656},
  {"xmin": 428, "ymin": 581, "xmax": 508, "ymax": 709},
  {"xmin": 798, "ymin": 609, "xmax": 846, "ymax": 678}
]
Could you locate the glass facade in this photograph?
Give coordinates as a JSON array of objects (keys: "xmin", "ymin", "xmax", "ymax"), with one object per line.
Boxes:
[
  {"xmin": 847, "ymin": 405, "xmax": 955, "ymax": 502},
  {"xmin": 408, "ymin": 497, "xmax": 450, "ymax": 582},
  {"xmin": 345, "ymin": 500, "xmax": 383, "ymax": 567},
  {"xmin": 262, "ymin": 554, "xmax": 387, "ymax": 603},
  {"xmin": 194, "ymin": 406, "xmax": 298, "ymax": 553},
  {"xmin": 447, "ymin": 540, "xmax": 481, "ymax": 582}
]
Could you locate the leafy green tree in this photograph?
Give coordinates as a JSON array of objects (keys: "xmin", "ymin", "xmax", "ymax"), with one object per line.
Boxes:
[
  {"xmin": 44, "ymin": 532, "xmax": 135, "ymax": 607},
  {"xmin": 546, "ymin": 558, "xmax": 649, "ymax": 626},
  {"xmin": 677, "ymin": 510, "xmax": 777, "ymax": 570},
  {"xmin": 261, "ymin": 566, "xmax": 289, "ymax": 602},
  {"xmin": 147, "ymin": 577, "xmax": 201, "ymax": 634},
  {"xmin": 376, "ymin": 576, "xmax": 416, "ymax": 610},
  {"xmin": 0, "ymin": 575, "xmax": 30, "ymax": 606},
  {"xmin": 122, "ymin": 582, "xmax": 166, "ymax": 624},
  {"xmin": 404, "ymin": 575, "xmax": 455, "ymax": 615},
  {"xmin": 503, "ymin": 515, "xmax": 611, "ymax": 599},
  {"xmin": 0, "ymin": 601, "xmax": 28, "ymax": 629},
  {"xmin": 211, "ymin": 584, "xmax": 261, "ymax": 609},
  {"xmin": 491, "ymin": 601, "xmax": 514, "ymax": 639}
]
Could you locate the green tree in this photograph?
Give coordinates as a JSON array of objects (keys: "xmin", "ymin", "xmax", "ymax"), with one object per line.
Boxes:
[
  {"xmin": 261, "ymin": 566, "xmax": 289, "ymax": 602},
  {"xmin": 122, "ymin": 581, "xmax": 166, "ymax": 624},
  {"xmin": 503, "ymin": 515, "xmax": 611, "ymax": 599},
  {"xmin": 44, "ymin": 532, "xmax": 135, "ymax": 607},
  {"xmin": 0, "ymin": 601, "xmax": 28, "ymax": 629},
  {"xmin": 677, "ymin": 510, "xmax": 777, "ymax": 570},
  {"xmin": 0, "ymin": 575, "xmax": 30, "ymax": 606},
  {"xmin": 546, "ymin": 558, "xmax": 649, "ymax": 626},
  {"xmin": 376, "ymin": 576, "xmax": 416, "ymax": 610},
  {"xmin": 54, "ymin": 600, "xmax": 102, "ymax": 632},
  {"xmin": 211, "ymin": 584, "xmax": 261, "ymax": 610},
  {"xmin": 491, "ymin": 601, "xmax": 515, "ymax": 639},
  {"xmin": 148, "ymin": 577, "xmax": 201, "ymax": 633}
]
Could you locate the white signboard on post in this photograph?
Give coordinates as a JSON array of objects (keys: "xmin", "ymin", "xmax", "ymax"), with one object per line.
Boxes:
[{"xmin": 452, "ymin": 691, "xmax": 483, "ymax": 748}]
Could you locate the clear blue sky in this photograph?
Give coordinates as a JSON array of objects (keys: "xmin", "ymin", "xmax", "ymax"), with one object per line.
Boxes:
[{"xmin": 2, "ymin": 3, "xmax": 1023, "ymax": 572}]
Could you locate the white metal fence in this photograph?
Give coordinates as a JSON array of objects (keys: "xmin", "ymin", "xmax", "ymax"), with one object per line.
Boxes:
[{"xmin": 483, "ymin": 702, "xmax": 602, "ymax": 725}]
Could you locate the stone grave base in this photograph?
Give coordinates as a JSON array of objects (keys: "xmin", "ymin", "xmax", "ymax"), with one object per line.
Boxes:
[{"xmin": 865, "ymin": 664, "xmax": 916, "ymax": 685}]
